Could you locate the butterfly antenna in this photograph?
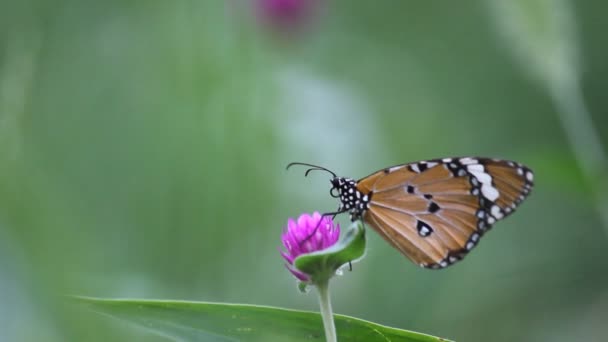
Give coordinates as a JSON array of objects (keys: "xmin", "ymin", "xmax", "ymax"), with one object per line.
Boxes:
[{"xmin": 286, "ymin": 162, "xmax": 337, "ymax": 178}]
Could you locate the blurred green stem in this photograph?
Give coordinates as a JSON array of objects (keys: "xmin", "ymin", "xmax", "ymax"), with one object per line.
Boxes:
[
  {"xmin": 549, "ymin": 78, "xmax": 608, "ymax": 237},
  {"xmin": 316, "ymin": 281, "xmax": 337, "ymax": 342}
]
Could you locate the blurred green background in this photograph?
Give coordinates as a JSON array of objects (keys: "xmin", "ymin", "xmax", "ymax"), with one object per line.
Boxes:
[{"xmin": 1, "ymin": 0, "xmax": 607, "ymax": 341}]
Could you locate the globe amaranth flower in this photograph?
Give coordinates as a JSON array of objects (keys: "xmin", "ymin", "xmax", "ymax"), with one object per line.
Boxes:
[
  {"xmin": 255, "ymin": 0, "xmax": 320, "ymax": 33},
  {"xmin": 280, "ymin": 212, "xmax": 340, "ymax": 282}
]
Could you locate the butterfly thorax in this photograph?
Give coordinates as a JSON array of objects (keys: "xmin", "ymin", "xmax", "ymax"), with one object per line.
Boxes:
[{"xmin": 331, "ymin": 177, "xmax": 371, "ymax": 221}]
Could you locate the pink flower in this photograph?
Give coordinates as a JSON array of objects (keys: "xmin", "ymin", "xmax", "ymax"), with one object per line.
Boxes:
[
  {"xmin": 280, "ymin": 212, "xmax": 340, "ymax": 281},
  {"xmin": 255, "ymin": 0, "xmax": 320, "ymax": 33}
]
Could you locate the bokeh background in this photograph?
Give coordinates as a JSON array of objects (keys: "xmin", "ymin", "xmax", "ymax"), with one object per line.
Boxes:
[{"xmin": 1, "ymin": 0, "xmax": 607, "ymax": 341}]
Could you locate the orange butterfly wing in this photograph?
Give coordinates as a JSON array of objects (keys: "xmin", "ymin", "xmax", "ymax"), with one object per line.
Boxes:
[{"xmin": 357, "ymin": 157, "xmax": 533, "ymax": 269}]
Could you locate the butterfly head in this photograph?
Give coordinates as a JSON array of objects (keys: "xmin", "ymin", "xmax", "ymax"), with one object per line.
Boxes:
[
  {"xmin": 330, "ymin": 177, "xmax": 370, "ymax": 220},
  {"xmin": 285, "ymin": 162, "xmax": 371, "ymax": 220}
]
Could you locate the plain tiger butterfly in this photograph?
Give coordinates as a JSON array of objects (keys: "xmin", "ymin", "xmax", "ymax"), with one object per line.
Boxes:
[{"xmin": 287, "ymin": 157, "xmax": 534, "ymax": 269}]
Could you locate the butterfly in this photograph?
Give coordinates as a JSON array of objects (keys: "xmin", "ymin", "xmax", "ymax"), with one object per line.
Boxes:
[{"xmin": 287, "ymin": 157, "xmax": 534, "ymax": 269}]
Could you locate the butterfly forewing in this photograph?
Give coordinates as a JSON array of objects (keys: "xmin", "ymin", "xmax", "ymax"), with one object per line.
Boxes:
[{"xmin": 357, "ymin": 157, "xmax": 533, "ymax": 269}]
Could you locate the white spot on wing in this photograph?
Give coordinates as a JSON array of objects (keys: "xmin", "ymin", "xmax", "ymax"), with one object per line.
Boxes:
[
  {"xmin": 459, "ymin": 157, "xmax": 478, "ymax": 165},
  {"xmin": 481, "ymin": 184, "xmax": 499, "ymax": 201},
  {"xmin": 388, "ymin": 166, "xmax": 403, "ymax": 172},
  {"xmin": 491, "ymin": 205, "xmax": 503, "ymax": 219},
  {"xmin": 526, "ymin": 171, "xmax": 534, "ymax": 181},
  {"xmin": 410, "ymin": 164, "xmax": 420, "ymax": 173},
  {"xmin": 470, "ymin": 170, "xmax": 491, "ymax": 184},
  {"xmin": 467, "ymin": 164, "xmax": 484, "ymax": 173},
  {"xmin": 426, "ymin": 162, "xmax": 438, "ymax": 168}
]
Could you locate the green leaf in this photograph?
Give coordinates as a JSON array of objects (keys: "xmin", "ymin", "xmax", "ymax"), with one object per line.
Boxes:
[
  {"xmin": 294, "ymin": 220, "xmax": 367, "ymax": 284},
  {"xmin": 73, "ymin": 296, "xmax": 451, "ymax": 342}
]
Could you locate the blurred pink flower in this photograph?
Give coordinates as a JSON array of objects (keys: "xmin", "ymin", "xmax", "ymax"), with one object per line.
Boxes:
[{"xmin": 255, "ymin": 0, "xmax": 320, "ymax": 32}]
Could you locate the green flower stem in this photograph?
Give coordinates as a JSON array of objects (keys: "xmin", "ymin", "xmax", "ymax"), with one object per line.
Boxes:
[
  {"xmin": 295, "ymin": 221, "xmax": 367, "ymax": 341},
  {"xmin": 316, "ymin": 280, "xmax": 337, "ymax": 342}
]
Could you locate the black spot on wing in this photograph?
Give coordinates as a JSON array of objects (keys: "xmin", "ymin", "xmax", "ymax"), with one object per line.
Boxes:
[
  {"xmin": 416, "ymin": 220, "xmax": 433, "ymax": 237},
  {"xmin": 428, "ymin": 202, "xmax": 440, "ymax": 213}
]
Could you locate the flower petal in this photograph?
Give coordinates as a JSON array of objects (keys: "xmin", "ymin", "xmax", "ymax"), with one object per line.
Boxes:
[
  {"xmin": 284, "ymin": 233, "xmax": 301, "ymax": 259},
  {"xmin": 297, "ymin": 213, "xmax": 310, "ymax": 231},
  {"xmin": 288, "ymin": 217, "xmax": 298, "ymax": 230},
  {"xmin": 280, "ymin": 251, "xmax": 294, "ymax": 264},
  {"xmin": 285, "ymin": 264, "xmax": 309, "ymax": 282},
  {"xmin": 312, "ymin": 211, "xmax": 322, "ymax": 225}
]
